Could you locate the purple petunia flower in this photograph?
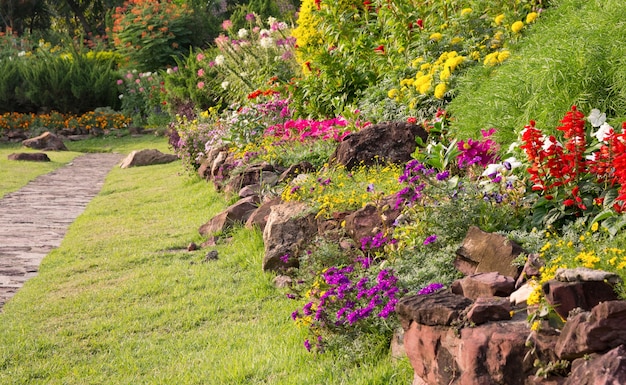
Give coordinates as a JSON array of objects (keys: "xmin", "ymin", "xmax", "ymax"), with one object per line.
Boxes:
[
  {"xmin": 304, "ymin": 339, "xmax": 311, "ymax": 351},
  {"xmin": 418, "ymin": 283, "xmax": 445, "ymax": 295},
  {"xmin": 423, "ymin": 234, "xmax": 438, "ymax": 245}
]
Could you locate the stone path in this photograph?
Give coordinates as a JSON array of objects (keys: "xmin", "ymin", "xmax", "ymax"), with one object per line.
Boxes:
[{"xmin": 0, "ymin": 153, "xmax": 123, "ymax": 310}]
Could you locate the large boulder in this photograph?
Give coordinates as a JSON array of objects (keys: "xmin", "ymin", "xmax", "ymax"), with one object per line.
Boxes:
[
  {"xmin": 119, "ymin": 149, "xmax": 178, "ymax": 168},
  {"xmin": 329, "ymin": 121, "xmax": 428, "ymax": 169},
  {"xmin": 7, "ymin": 152, "xmax": 50, "ymax": 162},
  {"xmin": 395, "ymin": 291, "xmax": 472, "ymax": 329},
  {"xmin": 262, "ymin": 202, "xmax": 317, "ymax": 272},
  {"xmin": 455, "ymin": 226, "xmax": 523, "ymax": 279},
  {"xmin": 224, "ymin": 163, "xmax": 280, "ymax": 195},
  {"xmin": 22, "ymin": 131, "xmax": 67, "ymax": 151},
  {"xmin": 343, "ymin": 195, "xmax": 401, "ymax": 246},
  {"xmin": 245, "ymin": 196, "xmax": 283, "ymax": 231},
  {"xmin": 198, "ymin": 196, "xmax": 260, "ymax": 236}
]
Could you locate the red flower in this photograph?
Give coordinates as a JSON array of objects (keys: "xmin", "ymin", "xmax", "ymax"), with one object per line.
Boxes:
[
  {"xmin": 374, "ymin": 45, "xmax": 385, "ymax": 54},
  {"xmin": 563, "ymin": 199, "xmax": 575, "ymax": 207},
  {"xmin": 407, "ymin": 117, "xmax": 417, "ymax": 124},
  {"xmin": 416, "ymin": 19, "xmax": 424, "ymax": 29}
]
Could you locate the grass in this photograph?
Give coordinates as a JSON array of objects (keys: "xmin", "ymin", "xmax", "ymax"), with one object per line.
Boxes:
[
  {"xmin": 0, "ymin": 134, "xmax": 169, "ymax": 198},
  {"xmin": 0, "ymin": 135, "xmax": 413, "ymax": 384}
]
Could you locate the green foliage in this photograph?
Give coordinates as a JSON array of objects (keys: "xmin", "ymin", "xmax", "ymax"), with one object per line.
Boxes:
[
  {"xmin": 117, "ymin": 69, "xmax": 169, "ymax": 127},
  {"xmin": 111, "ymin": 0, "xmax": 195, "ymax": 72},
  {"xmin": 448, "ymin": 0, "xmax": 626, "ymax": 147}
]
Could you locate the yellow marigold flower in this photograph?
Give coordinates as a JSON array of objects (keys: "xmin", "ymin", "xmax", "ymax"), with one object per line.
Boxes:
[
  {"xmin": 511, "ymin": 21, "xmax": 524, "ymax": 33},
  {"xmin": 483, "ymin": 52, "xmax": 499, "ymax": 66},
  {"xmin": 411, "ymin": 57, "xmax": 423, "ymax": 67},
  {"xmin": 430, "ymin": 32, "xmax": 443, "ymax": 42},
  {"xmin": 494, "ymin": 14, "xmax": 505, "ymax": 25},
  {"xmin": 450, "ymin": 36, "xmax": 463, "ymax": 45},
  {"xmin": 579, "ymin": 235, "xmax": 585, "ymax": 241},
  {"xmin": 415, "ymin": 74, "xmax": 432, "ymax": 94},
  {"xmin": 609, "ymin": 257, "xmax": 617, "ymax": 266},
  {"xmin": 398, "ymin": 47, "xmax": 405, "ymax": 54},
  {"xmin": 461, "ymin": 8, "xmax": 472, "ymax": 16},
  {"xmin": 434, "ymin": 83, "xmax": 447, "ymax": 99},
  {"xmin": 470, "ymin": 51, "xmax": 481, "ymax": 60},
  {"xmin": 439, "ymin": 68, "xmax": 451, "ymax": 81},
  {"xmin": 526, "ymin": 281, "xmax": 542, "ymax": 305},
  {"xmin": 388, "ymin": 88, "xmax": 399, "ymax": 98},
  {"xmin": 526, "ymin": 12, "xmax": 538, "ymax": 24},
  {"xmin": 591, "ymin": 222, "xmax": 599, "ymax": 232},
  {"xmin": 540, "ymin": 242, "xmax": 552, "ymax": 252},
  {"xmin": 497, "ymin": 50, "xmax": 510, "ymax": 63}
]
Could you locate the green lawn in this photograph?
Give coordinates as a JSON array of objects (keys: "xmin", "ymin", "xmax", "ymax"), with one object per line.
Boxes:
[
  {"xmin": 0, "ymin": 135, "xmax": 169, "ymax": 198},
  {"xmin": 0, "ymin": 135, "xmax": 412, "ymax": 384}
]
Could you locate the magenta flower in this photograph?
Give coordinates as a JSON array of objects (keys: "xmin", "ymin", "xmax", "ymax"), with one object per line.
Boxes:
[
  {"xmin": 423, "ymin": 234, "xmax": 437, "ymax": 245},
  {"xmin": 418, "ymin": 283, "xmax": 445, "ymax": 295}
]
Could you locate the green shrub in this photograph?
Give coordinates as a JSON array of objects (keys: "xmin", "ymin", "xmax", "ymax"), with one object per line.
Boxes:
[{"xmin": 448, "ymin": 0, "xmax": 626, "ymax": 147}]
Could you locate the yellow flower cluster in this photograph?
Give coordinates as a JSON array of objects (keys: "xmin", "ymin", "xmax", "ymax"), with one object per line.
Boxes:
[
  {"xmin": 281, "ymin": 163, "xmax": 401, "ymax": 218},
  {"xmin": 393, "ymin": 51, "xmax": 466, "ymax": 101},
  {"xmin": 483, "ymin": 50, "xmax": 511, "ymax": 66}
]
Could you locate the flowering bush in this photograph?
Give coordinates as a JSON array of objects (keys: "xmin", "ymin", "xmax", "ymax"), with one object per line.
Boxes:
[
  {"xmin": 518, "ymin": 106, "xmax": 626, "ymax": 231},
  {"xmin": 110, "ymin": 0, "xmax": 195, "ymax": 71},
  {"xmin": 0, "ymin": 110, "xmax": 131, "ymax": 137},
  {"xmin": 117, "ymin": 70, "xmax": 169, "ymax": 126}
]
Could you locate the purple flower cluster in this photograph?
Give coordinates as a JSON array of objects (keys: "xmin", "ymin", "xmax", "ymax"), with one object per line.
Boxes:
[
  {"xmin": 423, "ymin": 234, "xmax": 437, "ymax": 245},
  {"xmin": 360, "ymin": 232, "xmax": 397, "ymax": 251},
  {"xmin": 395, "ymin": 160, "xmax": 434, "ymax": 209},
  {"xmin": 292, "ymin": 261, "xmax": 402, "ymax": 351},
  {"xmin": 417, "ymin": 282, "xmax": 445, "ymax": 295},
  {"xmin": 456, "ymin": 128, "xmax": 500, "ymax": 168}
]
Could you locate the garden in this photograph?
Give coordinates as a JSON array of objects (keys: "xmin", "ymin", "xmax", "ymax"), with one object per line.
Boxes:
[{"xmin": 1, "ymin": 0, "xmax": 626, "ymax": 383}]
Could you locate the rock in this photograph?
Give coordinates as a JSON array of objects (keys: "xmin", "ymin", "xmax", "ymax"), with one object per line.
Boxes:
[
  {"xmin": 239, "ymin": 184, "xmax": 261, "ymax": 199},
  {"xmin": 343, "ymin": 195, "xmax": 401, "ymax": 245},
  {"xmin": 329, "ymin": 121, "xmax": 429, "ymax": 169},
  {"xmin": 203, "ymin": 250, "xmax": 219, "ymax": 262},
  {"xmin": 245, "ymin": 196, "xmax": 283, "ymax": 231},
  {"xmin": 395, "ymin": 291, "xmax": 473, "ymax": 329},
  {"xmin": 555, "ymin": 267, "xmax": 622, "ymax": 284},
  {"xmin": 276, "ymin": 161, "xmax": 316, "ymax": 184},
  {"xmin": 7, "ymin": 152, "xmax": 50, "ymax": 162},
  {"xmin": 390, "ymin": 327, "xmax": 406, "ymax": 360},
  {"xmin": 516, "ymin": 253, "xmax": 544, "ymax": 289},
  {"xmin": 198, "ymin": 196, "xmax": 260, "ymax": 236},
  {"xmin": 210, "ymin": 151, "xmax": 230, "ymax": 179},
  {"xmin": 187, "ymin": 242, "xmax": 198, "ymax": 251},
  {"xmin": 22, "ymin": 131, "xmax": 67, "ymax": 151},
  {"xmin": 198, "ymin": 145, "xmax": 228, "ymax": 180},
  {"xmin": 455, "ymin": 226, "xmax": 524, "ymax": 279},
  {"xmin": 555, "ymin": 300, "xmax": 626, "ymax": 360},
  {"xmin": 451, "ymin": 272, "xmax": 516, "ymax": 300},
  {"xmin": 528, "ymin": 320, "xmax": 562, "ymax": 363},
  {"xmin": 466, "ymin": 297, "xmax": 512, "ymax": 325},
  {"xmin": 262, "ymin": 202, "xmax": 317, "ymax": 272},
  {"xmin": 542, "ymin": 279, "xmax": 620, "ymax": 320},
  {"xmin": 510, "ymin": 282, "xmax": 537, "ymax": 305},
  {"xmin": 273, "ymin": 275, "xmax": 293, "ymax": 288},
  {"xmin": 564, "ymin": 345, "xmax": 626, "ymax": 385},
  {"xmin": 403, "ymin": 318, "xmax": 533, "ymax": 385},
  {"xmin": 224, "ymin": 163, "xmax": 279, "ymax": 195},
  {"xmin": 119, "ymin": 149, "xmax": 178, "ymax": 168}
]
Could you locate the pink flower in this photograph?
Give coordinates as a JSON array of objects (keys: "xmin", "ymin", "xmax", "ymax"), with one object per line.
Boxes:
[
  {"xmin": 197, "ymin": 81, "xmax": 205, "ymax": 89},
  {"xmin": 197, "ymin": 68, "xmax": 205, "ymax": 77},
  {"xmin": 196, "ymin": 53, "xmax": 205, "ymax": 61},
  {"xmin": 116, "ymin": 79, "xmax": 123, "ymax": 85},
  {"xmin": 222, "ymin": 19, "xmax": 233, "ymax": 30}
]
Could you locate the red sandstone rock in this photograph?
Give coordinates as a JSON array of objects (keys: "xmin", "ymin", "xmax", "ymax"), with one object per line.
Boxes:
[
  {"xmin": 224, "ymin": 163, "xmax": 279, "ymax": 195},
  {"xmin": 466, "ymin": 297, "xmax": 512, "ymax": 325},
  {"xmin": 343, "ymin": 195, "xmax": 401, "ymax": 246},
  {"xmin": 542, "ymin": 279, "xmax": 620, "ymax": 320},
  {"xmin": 451, "ymin": 272, "xmax": 516, "ymax": 300},
  {"xmin": 564, "ymin": 345, "xmax": 626, "ymax": 385},
  {"xmin": 455, "ymin": 226, "xmax": 524, "ymax": 278},
  {"xmin": 395, "ymin": 291, "xmax": 472, "ymax": 329},
  {"xmin": 555, "ymin": 300, "xmax": 626, "ymax": 360},
  {"xmin": 262, "ymin": 202, "xmax": 317, "ymax": 272},
  {"xmin": 198, "ymin": 196, "xmax": 260, "ymax": 236},
  {"xmin": 22, "ymin": 131, "xmax": 67, "ymax": 151},
  {"xmin": 245, "ymin": 196, "xmax": 283, "ymax": 231}
]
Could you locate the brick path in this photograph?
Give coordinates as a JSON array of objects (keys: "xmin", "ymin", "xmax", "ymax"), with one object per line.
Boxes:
[{"xmin": 0, "ymin": 153, "xmax": 123, "ymax": 310}]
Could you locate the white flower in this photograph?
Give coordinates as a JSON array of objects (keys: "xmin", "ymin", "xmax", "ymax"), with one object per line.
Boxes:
[
  {"xmin": 541, "ymin": 135, "xmax": 561, "ymax": 152},
  {"xmin": 588, "ymin": 108, "xmax": 606, "ymax": 128},
  {"xmin": 482, "ymin": 163, "xmax": 502, "ymax": 177},
  {"xmin": 267, "ymin": 16, "xmax": 277, "ymax": 26},
  {"xmin": 17, "ymin": 51, "xmax": 26, "ymax": 57},
  {"xmin": 586, "ymin": 153, "xmax": 597, "ymax": 162},
  {"xmin": 215, "ymin": 55, "xmax": 225, "ymax": 65},
  {"xmin": 166, "ymin": 68, "xmax": 174, "ymax": 74},
  {"xmin": 593, "ymin": 122, "xmax": 613, "ymax": 142},
  {"xmin": 221, "ymin": 81, "xmax": 229, "ymax": 90},
  {"xmin": 503, "ymin": 157, "xmax": 522, "ymax": 170},
  {"xmin": 118, "ymin": 94, "xmax": 124, "ymax": 99},
  {"xmin": 259, "ymin": 28, "xmax": 271, "ymax": 38},
  {"xmin": 259, "ymin": 37, "xmax": 274, "ymax": 48},
  {"xmin": 237, "ymin": 28, "xmax": 248, "ymax": 38}
]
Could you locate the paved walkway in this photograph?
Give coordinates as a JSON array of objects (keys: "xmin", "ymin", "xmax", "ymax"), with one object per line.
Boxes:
[{"xmin": 0, "ymin": 153, "xmax": 123, "ymax": 310}]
